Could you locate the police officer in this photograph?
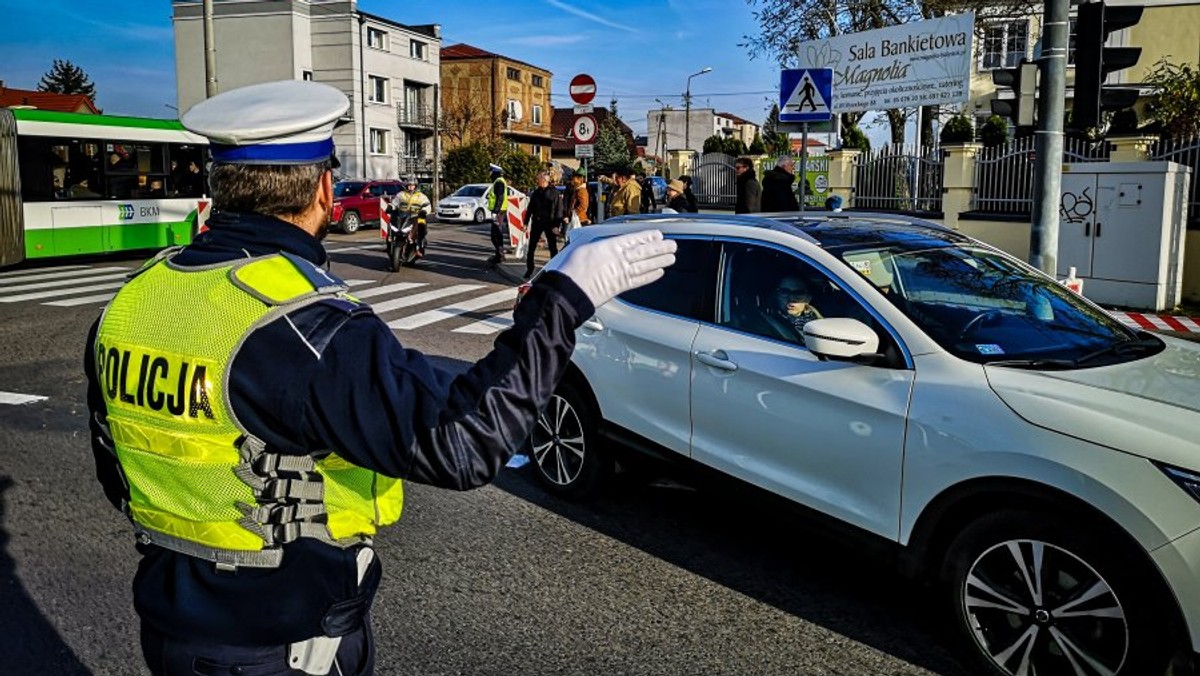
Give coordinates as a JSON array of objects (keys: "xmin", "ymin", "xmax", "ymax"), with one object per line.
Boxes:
[
  {"xmin": 84, "ymin": 80, "xmax": 676, "ymax": 676},
  {"xmin": 486, "ymin": 163, "xmax": 508, "ymax": 264}
]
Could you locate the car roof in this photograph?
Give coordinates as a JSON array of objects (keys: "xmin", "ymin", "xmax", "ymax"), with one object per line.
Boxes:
[{"xmin": 601, "ymin": 211, "xmax": 976, "ymax": 252}]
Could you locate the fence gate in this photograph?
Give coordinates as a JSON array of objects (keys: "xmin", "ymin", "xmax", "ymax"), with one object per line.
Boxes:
[
  {"xmin": 853, "ymin": 144, "xmax": 943, "ymax": 213},
  {"xmin": 974, "ymin": 136, "xmax": 1110, "ymax": 215},
  {"xmin": 689, "ymin": 152, "xmax": 737, "ymax": 208},
  {"xmin": 1150, "ymin": 135, "xmax": 1200, "ymax": 225}
]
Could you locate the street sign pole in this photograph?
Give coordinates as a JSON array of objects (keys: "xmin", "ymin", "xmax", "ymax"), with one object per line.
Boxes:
[
  {"xmin": 799, "ymin": 122, "xmax": 809, "ymax": 214},
  {"xmin": 1031, "ymin": 0, "xmax": 1069, "ymax": 274}
]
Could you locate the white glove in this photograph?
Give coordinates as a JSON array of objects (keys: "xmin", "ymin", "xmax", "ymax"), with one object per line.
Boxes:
[{"xmin": 543, "ymin": 229, "xmax": 677, "ymax": 308}]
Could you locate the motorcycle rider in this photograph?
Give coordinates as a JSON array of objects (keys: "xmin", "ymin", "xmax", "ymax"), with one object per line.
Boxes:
[{"xmin": 390, "ymin": 177, "xmax": 431, "ymax": 256}]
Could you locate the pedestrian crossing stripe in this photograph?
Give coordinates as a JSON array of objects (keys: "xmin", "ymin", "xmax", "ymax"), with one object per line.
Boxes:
[
  {"xmin": 0, "ymin": 264, "xmax": 520, "ymax": 335},
  {"xmin": 780, "ymin": 68, "xmax": 833, "ymax": 123}
]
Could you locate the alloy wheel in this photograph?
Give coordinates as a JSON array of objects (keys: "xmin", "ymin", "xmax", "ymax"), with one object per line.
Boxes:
[
  {"xmin": 531, "ymin": 394, "xmax": 586, "ymax": 487},
  {"xmin": 962, "ymin": 538, "xmax": 1128, "ymax": 676}
]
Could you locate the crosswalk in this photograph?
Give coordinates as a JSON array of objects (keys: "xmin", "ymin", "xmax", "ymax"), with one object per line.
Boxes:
[{"xmin": 0, "ymin": 261, "xmax": 517, "ymax": 335}]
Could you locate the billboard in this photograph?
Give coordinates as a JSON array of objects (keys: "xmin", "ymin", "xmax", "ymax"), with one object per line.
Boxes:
[{"xmin": 794, "ymin": 13, "xmax": 974, "ymax": 113}]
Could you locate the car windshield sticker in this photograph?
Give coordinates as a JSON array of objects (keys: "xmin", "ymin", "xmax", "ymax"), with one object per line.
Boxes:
[
  {"xmin": 976, "ymin": 344, "xmax": 1005, "ymax": 355},
  {"xmin": 850, "ymin": 259, "xmax": 872, "ymax": 275}
]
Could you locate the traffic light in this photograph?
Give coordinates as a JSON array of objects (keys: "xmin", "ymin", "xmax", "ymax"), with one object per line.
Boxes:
[
  {"xmin": 991, "ymin": 61, "xmax": 1038, "ymax": 128},
  {"xmin": 1073, "ymin": 0, "xmax": 1144, "ymax": 130}
]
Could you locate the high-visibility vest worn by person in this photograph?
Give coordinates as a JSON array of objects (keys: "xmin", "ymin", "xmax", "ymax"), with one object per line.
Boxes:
[
  {"xmin": 94, "ymin": 250, "xmax": 404, "ymax": 569},
  {"xmin": 392, "ymin": 190, "xmax": 429, "ymax": 213},
  {"xmin": 487, "ymin": 177, "xmax": 508, "ymax": 213}
]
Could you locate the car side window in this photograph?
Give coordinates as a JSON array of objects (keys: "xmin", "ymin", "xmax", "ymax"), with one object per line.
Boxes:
[
  {"xmin": 617, "ymin": 238, "xmax": 717, "ymax": 322},
  {"xmin": 368, "ymin": 184, "xmax": 385, "ymax": 196},
  {"xmin": 718, "ymin": 243, "xmax": 879, "ymax": 348},
  {"xmin": 383, "ymin": 184, "xmax": 401, "ymax": 196}
]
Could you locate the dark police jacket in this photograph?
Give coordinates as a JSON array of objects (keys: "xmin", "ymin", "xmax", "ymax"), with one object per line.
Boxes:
[{"xmin": 85, "ymin": 210, "xmax": 594, "ymax": 646}]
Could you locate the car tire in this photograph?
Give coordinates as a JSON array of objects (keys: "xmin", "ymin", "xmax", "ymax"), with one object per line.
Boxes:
[
  {"xmin": 942, "ymin": 508, "xmax": 1176, "ymax": 676},
  {"xmin": 529, "ymin": 380, "xmax": 611, "ymax": 499},
  {"xmin": 341, "ymin": 211, "xmax": 361, "ymax": 234},
  {"xmin": 473, "ymin": 208, "xmax": 487, "ymax": 224}
]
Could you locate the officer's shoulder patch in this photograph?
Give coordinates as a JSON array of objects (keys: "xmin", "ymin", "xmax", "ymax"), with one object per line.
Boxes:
[
  {"xmin": 231, "ymin": 254, "xmax": 347, "ymax": 305},
  {"xmin": 319, "ymin": 296, "xmax": 372, "ymax": 317}
]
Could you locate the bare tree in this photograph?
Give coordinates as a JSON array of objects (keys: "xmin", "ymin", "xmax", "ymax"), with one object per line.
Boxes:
[{"xmin": 439, "ymin": 86, "xmax": 501, "ymax": 150}]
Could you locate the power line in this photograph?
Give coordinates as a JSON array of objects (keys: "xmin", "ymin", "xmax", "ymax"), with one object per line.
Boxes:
[{"xmin": 548, "ymin": 90, "xmax": 776, "ymax": 101}]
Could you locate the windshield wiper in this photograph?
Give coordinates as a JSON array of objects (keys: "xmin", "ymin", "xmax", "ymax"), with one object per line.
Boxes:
[
  {"xmin": 1074, "ymin": 336, "xmax": 1162, "ymax": 366},
  {"xmin": 985, "ymin": 358, "xmax": 1077, "ymax": 370}
]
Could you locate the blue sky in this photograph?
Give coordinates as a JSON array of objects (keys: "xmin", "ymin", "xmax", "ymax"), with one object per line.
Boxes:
[{"xmin": 0, "ymin": 0, "xmax": 790, "ymax": 139}]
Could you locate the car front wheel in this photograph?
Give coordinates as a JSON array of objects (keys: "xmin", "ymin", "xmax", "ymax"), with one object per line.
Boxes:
[
  {"xmin": 529, "ymin": 381, "xmax": 611, "ymax": 499},
  {"xmin": 943, "ymin": 509, "xmax": 1176, "ymax": 676},
  {"xmin": 341, "ymin": 211, "xmax": 361, "ymax": 234},
  {"xmin": 473, "ymin": 207, "xmax": 487, "ymax": 224}
]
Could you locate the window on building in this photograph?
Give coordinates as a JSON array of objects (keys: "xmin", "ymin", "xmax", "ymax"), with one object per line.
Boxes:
[
  {"xmin": 368, "ymin": 75, "xmax": 389, "ymax": 104},
  {"xmin": 531, "ymin": 143, "xmax": 542, "ymax": 157},
  {"xmin": 531, "ymin": 74, "xmax": 544, "ymax": 88},
  {"xmin": 532, "ymin": 105, "xmax": 542, "ymax": 126},
  {"xmin": 406, "ymin": 135, "xmax": 424, "ymax": 159},
  {"xmin": 507, "ymin": 99, "xmax": 521, "ymax": 122},
  {"xmin": 302, "ymin": 70, "xmax": 314, "ymax": 81},
  {"xmin": 366, "ymin": 27, "xmax": 387, "ymax": 50},
  {"xmin": 369, "ymin": 128, "xmax": 389, "ymax": 155},
  {"xmin": 506, "ymin": 67, "xmax": 520, "ymax": 81},
  {"xmin": 410, "ymin": 40, "xmax": 427, "ymax": 60},
  {"xmin": 980, "ymin": 20, "xmax": 1029, "ymax": 70}
]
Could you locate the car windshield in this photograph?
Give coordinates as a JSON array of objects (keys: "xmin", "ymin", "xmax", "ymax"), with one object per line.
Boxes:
[
  {"xmin": 453, "ymin": 185, "xmax": 487, "ymax": 197},
  {"xmin": 334, "ymin": 181, "xmax": 366, "ymax": 197},
  {"xmin": 835, "ymin": 243, "xmax": 1158, "ymax": 366}
]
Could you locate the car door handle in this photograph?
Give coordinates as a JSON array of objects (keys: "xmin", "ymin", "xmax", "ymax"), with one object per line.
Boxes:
[
  {"xmin": 581, "ymin": 318, "xmax": 604, "ymax": 332},
  {"xmin": 695, "ymin": 350, "xmax": 738, "ymax": 372}
]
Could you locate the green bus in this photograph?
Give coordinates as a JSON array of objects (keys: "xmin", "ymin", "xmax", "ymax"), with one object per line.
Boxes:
[{"xmin": 0, "ymin": 108, "xmax": 211, "ymax": 268}]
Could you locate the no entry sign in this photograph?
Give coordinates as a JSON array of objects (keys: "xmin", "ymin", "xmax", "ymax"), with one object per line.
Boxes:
[{"xmin": 569, "ymin": 74, "xmax": 596, "ymax": 106}]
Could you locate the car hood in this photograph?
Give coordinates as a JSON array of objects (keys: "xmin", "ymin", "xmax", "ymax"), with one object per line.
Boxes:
[
  {"xmin": 438, "ymin": 197, "xmax": 478, "ymax": 206},
  {"xmin": 984, "ymin": 337, "xmax": 1200, "ymax": 469}
]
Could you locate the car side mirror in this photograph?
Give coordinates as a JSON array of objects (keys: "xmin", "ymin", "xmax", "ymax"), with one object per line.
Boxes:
[{"xmin": 802, "ymin": 318, "xmax": 880, "ymax": 360}]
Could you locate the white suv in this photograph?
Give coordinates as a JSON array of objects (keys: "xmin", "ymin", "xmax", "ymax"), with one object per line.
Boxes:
[{"xmin": 528, "ymin": 213, "xmax": 1200, "ymax": 676}]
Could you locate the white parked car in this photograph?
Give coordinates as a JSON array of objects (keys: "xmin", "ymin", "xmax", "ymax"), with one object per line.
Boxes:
[
  {"xmin": 526, "ymin": 212, "xmax": 1200, "ymax": 676},
  {"xmin": 436, "ymin": 183, "xmax": 525, "ymax": 223}
]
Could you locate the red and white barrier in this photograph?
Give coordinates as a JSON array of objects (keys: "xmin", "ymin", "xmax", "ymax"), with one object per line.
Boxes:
[{"xmin": 1108, "ymin": 310, "xmax": 1200, "ymax": 333}]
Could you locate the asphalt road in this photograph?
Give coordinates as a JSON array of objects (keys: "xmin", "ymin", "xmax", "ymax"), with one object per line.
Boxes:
[{"xmin": 0, "ymin": 222, "xmax": 976, "ymax": 675}]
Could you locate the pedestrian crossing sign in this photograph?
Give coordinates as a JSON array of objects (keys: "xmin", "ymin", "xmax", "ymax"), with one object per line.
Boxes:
[{"xmin": 780, "ymin": 68, "xmax": 833, "ymax": 123}]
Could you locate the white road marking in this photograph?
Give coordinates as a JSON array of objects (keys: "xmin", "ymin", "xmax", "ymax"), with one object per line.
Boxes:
[
  {"xmin": 0, "ymin": 264, "xmax": 88, "ymax": 278},
  {"xmin": 343, "ymin": 280, "xmax": 374, "ymax": 287},
  {"xmin": 0, "ymin": 267, "xmax": 130, "ymax": 285},
  {"xmin": 0, "ymin": 281, "xmax": 126, "ymax": 303},
  {"xmin": 454, "ymin": 311, "xmax": 515, "ymax": 335},
  {"xmin": 0, "ymin": 272, "xmax": 130, "ymax": 294},
  {"xmin": 44, "ymin": 293, "xmax": 118, "ymax": 307},
  {"xmin": 351, "ymin": 282, "xmax": 427, "ymax": 299},
  {"xmin": 0, "ymin": 391, "xmax": 48, "ymax": 405},
  {"xmin": 369, "ymin": 284, "xmax": 483, "ymax": 314},
  {"xmin": 388, "ymin": 290, "xmax": 516, "ymax": 330}
]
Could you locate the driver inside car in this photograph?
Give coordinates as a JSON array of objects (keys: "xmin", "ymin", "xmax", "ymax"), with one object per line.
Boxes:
[{"xmin": 759, "ymin": 274, "xmax": 823, "ymax": 343}]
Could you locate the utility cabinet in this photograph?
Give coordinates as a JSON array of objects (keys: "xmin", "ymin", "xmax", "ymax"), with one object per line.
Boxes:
[{"xmin": 1057, "ymin": 161, "xmax": 1190, "ymax": 311}]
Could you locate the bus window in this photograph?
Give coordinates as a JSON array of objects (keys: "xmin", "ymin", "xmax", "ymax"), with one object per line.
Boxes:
[
  {"xmin": 103, "ymin": 142, "xmax": 170, "ymax": 199},
  {"xmin": 17, "ymin": 136, "xmax": 58, "ymax": 202},
  {"xmin": 168, "ymin": 144, "xmax": 207, "ymax": 197}
]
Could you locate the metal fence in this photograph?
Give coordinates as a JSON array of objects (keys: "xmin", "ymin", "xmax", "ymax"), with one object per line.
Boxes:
[
  {"xmin": 973, "ymin": 136, "xmax": 1110, "ymax": 214},
  {"xmin": 1150, "ymin": 135, "xmax": 1200, "ymax": 222},
  {"xmin": 689, "ymin": 152, "xmax": 737, "ymax": 207},
  {"xmin": 853, "ymin": 144, "xmax": 943, "ymax": 213}
]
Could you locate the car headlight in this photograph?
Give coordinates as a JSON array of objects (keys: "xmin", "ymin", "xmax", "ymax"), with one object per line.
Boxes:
[{"xmin": 1158, "ymin": 463, "xmax": 1200, "ymax": 504}]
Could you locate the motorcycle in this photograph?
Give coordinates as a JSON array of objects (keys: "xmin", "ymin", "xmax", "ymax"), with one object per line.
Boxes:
[{"xmin": 383, "ymin": 207, "xmax": 427, "ymax": 272}]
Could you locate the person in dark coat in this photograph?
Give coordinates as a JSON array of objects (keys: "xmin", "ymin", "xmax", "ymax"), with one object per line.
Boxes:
[
  {"xmin": 679, "ymin": 175, "xmax": 699, "ymax": 213},
  {"xmin": 664, "ymin": 179, "xmax": 690, "ymax": 213},
  {"xmin": 734, "ymin": 157, "xmax": 761, "ymax": 214},
  {"xmin": 523, "ymin": 171, "xmax": 564, "ymax": 279},
  {"xmin": 761, "ymin": 156, "xmax": 800, "ymax": 212}
]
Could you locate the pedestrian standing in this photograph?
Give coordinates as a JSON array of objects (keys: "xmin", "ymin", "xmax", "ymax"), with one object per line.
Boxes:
[
  {"xmin": 761, "ymin": 156, "xmax": 800, "ymax": 212},
  {"xmin": 565, "ymin": 170, "xmax": 590, "ymax": 227},
  {"xmin": 663, "ymin": 179, "xmax": 690, "ymax": 213},
  {"xmin": 487, "ymin": 163, "xmax": 509, "ymax": 264},
  {"xmin": 679, "ymin": 175, "xmax": 699, "ymax": 213},
  {"xmin": 524, "ymin": 171, "xmax": 564, "ymax": 279},
  {"xmin": 637, "ymin": 170, "xmax": 657, "ymax": 213},
  {"xmin": 85, "ymin": 80, "xmax": 677, "ymax": 676},
  {"xmin": 604, "ymin": 168, "xmax": 642, "ymax": 217},
  {"xmin": 734, "ymin": 157, "xmax": 762, "ymax": 214}
]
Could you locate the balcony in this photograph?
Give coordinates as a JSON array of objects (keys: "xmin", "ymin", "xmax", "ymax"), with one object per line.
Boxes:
[
  {"xmin": 397, "ymin": 104, "xmax": 435, "ymax": 130},
  {"xmin": 398, "ymin": 154, "xmax": 435, "ymax": 178}
]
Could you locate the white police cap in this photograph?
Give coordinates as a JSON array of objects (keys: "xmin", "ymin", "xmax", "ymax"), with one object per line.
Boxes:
[{"xmin": 181, "ymin": 80, "xmax": 348, "ymax": 165}]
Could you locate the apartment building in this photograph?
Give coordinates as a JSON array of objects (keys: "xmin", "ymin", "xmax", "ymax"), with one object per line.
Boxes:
[
  {"xmin": 440, "ymin": 43, "xmax": 552, "ymax": 161},
  {"xmin": 173, "ymin": 0, "xmax": 441, "ymax": 181}
]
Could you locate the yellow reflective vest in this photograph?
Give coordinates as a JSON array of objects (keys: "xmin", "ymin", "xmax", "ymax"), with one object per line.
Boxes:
[
  {"xmin": 95, "ymin": 250, "xmax": 403, "ymax": 568},
  {"xmin": 487, "ymin": 177, "xmax": 508, "ymax": 213}
]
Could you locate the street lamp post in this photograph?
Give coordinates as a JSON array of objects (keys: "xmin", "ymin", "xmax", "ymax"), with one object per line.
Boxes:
[{"xmin": 684, "ymin": 67, "xmax": 712, "ymax": 155}]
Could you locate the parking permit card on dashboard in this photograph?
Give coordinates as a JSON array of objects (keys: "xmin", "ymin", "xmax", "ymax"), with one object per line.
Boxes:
[{"xmin": 976, "ymin": 344, "xmax": 1005, "ymax": 355}]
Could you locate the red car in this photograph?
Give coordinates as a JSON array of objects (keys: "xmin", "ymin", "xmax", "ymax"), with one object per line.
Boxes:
[{"xmin": 331, "ymin": 179, "xmax": 404, "ymax": 233}]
